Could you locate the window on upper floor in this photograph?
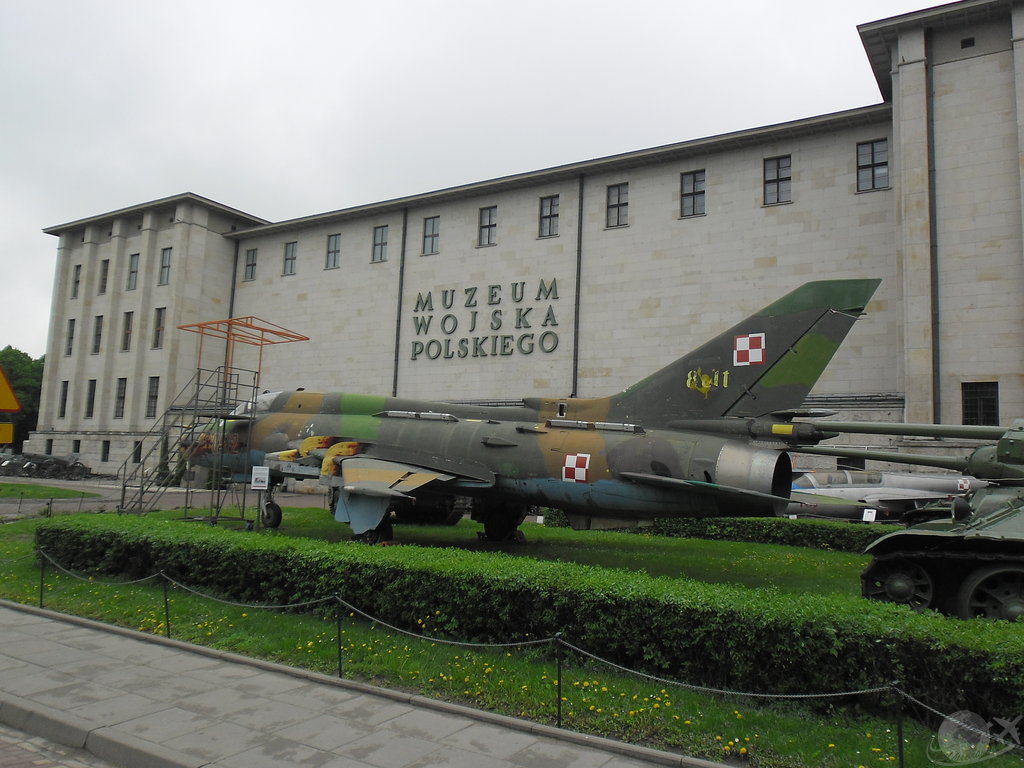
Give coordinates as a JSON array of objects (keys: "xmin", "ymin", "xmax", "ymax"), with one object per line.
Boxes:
[
  {"xmin": 64, "ymin": 319, "xmax": 75, "ymax": 356},
  {"xmin": 91, "ymin": 315, "xmax": 103, "ymax": 355},
  {"xmin": 126, "ymin": 253, "xmax": 140, "ymax": 290},
  {"xmin": 84, "ymin": 379, "xmax": 96, "ymax": 419},
  {"xmin": 857, "ymin": 139, "xmax": 889, "ymax": 192},
  {"xmin": 372, "ymin": 225, "xmax": 388, "ymax": 263},
  {"xmin": 158, "ymin": 247, "xmax": 172, "ymax": 285},
  {"xmin": 764, "ymin": 155, "xmax": 792, "ymax": 205},
  {"xmin": 114, "ymin": 378, "xmax": 127, "ymax": 419},
  {"xmin": 121, "ymin": 311, "xmax": 133, "ymax": 352},
  {"xmin": 422, "ymin": 216, "xmax": 440, "ymax": 255},
  {"xmin": 963, "ymin": 382, "xmax": 999, "ymax": 426},
  {"xmin": 58, "ymin": 381, "xmax": 69, "ymax": 419},
  {"xmin": 146, "ymin": 376, "xmax": 160, "ymax": 419},
  {"xmin": 606, "ymin": 183, "xmax": 628, "ymax": 227},
  {"xmin": 243, "ymin": 249, "xmax": 257, "ymax": 281},
  {"xmin": 478, "ymin": 207, "xmax": 497, "ymax": 246},
  {"xmin": 283, "ymin": 242, "xmax": 297, "ymax": 275},
  {"xmin": 152, "ymin": 307, "xmax": 166, "ymax": 349},
  {"xmin": 71, "ymin": 264, "xmax": 81, "ymax": 299},
  {"xmin": 98, "ymin": 259, "xmax": 109, "ymax": 294},
  {"xmin": 326, "ymin": 234, "xmax": 341, "ymax": 269},
  {"xmin": 681, "ymin": 170, "xmax": 706, "ymax": 217},
  {"xmin": 539, "ymin": 196, "xmax": 559, "ymax": 238}
]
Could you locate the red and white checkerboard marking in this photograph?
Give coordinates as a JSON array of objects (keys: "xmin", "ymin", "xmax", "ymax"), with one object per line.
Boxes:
[
  {"xmin": 733, "ymin": 333, "xmax": 766, "ymax": 366},
  {"xmin": 562, "ymin": 453, "xmax": 591, "ymax": 483},
  {"xmin": 958, "ymin": 478, "xmax": 971, "ymax": 491}
]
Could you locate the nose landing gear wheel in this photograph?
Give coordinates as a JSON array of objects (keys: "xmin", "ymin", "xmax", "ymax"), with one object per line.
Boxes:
[
  {"xmin": 862, "ymin": 558, "xmax": 934, "ymax": 610},
  {"xmin": 262, "ymin": 501, "xmax": 283, "ymax": 529},
  {"xmin": 956, "ymin": 565, "xmax": 1024, "ymax": 620}
]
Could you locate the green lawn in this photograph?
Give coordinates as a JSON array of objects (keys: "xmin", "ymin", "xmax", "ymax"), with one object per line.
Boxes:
[
  {"xmin": 3, "ymin": 509, "xmax": 1021, "ymax": 768},
  {"xmin": 0, "ymin": 481, "xmax": 100, "ymax": 500}
]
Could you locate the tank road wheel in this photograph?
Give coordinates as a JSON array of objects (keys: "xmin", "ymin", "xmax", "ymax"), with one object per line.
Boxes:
[
  {"xmin": 956, "ymin": 565, "xmax": 1024, "ymax": 621},
  {"xmin": 261, "ymin": 501, "xmax": 283, "ymax": 529},
  {"xmin": 862, "ymin": 558, "xmax": 934, "ymax": 611}
]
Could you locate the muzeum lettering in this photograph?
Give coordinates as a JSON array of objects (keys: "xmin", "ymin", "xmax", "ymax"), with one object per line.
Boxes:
[{"xmin": 410, "ymin": 278, "xmax": 560, "ymax": 361}]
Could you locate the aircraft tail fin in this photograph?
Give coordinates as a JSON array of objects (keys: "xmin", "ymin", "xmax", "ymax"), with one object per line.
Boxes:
[{"xmin": 607, "ymin": 279, "xmax": 880, "ymax": 427}]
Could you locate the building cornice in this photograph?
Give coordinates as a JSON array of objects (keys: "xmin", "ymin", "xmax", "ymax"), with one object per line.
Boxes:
[
  {"xmin": 859, "ymin": 0, "xmax": 1013, "ymax": 101},
  {"xmin": 228, "ymin": 104, "xmax": 892, "ymax": 239},
  {"xmin": 43, "ymin": 192, "xmax": 269, "ymax": 236}
]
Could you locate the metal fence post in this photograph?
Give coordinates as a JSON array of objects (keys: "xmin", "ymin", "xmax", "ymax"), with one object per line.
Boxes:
[
  {"xmin": 162, "ymin": 576, "xmax": 172, "ymax": 639},
  {"xmin": 554, "ymin": 632, "xmax": 563, "ymax": 729}
]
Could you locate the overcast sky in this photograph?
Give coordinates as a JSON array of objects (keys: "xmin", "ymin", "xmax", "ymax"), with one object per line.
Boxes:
[{"xmin": 1, "ymin": 0, "xmax": 939, "ymax": 359}]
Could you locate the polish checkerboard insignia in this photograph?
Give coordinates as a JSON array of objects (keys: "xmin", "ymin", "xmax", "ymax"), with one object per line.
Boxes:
[
  {"xmin": 733, "ymin": 333, "xmax": 766, "ymax": 366},
  {"xmin": 562, "ymin": 453, "xmax": 591, "ymax": 483},
  {"xmin": 958, "ymin": 478, "xmax": 971, "ymax": 491}
]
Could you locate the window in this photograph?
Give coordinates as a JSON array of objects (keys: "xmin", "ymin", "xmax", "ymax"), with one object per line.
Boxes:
[
  {"xmin": 91, "ymin": 315, "xmax": 103, "ymax": 354},
  {"xmin": 45, "ymin": 439, "xmax": 53, "ymax": 455},
  {"xmin": 158, "ymin": 247, "xmax": 172, "ymax": 285},
  {"xmin": 963, "ymin": 382, "xmax": 999, "ymax": 425},
  {"xmin": 764, "ymin": 156, "xmax": 792, "ymax": 205},
  {"xmin": 422, "ymin": 216, "xmax": 440, "ymax": 255},
  {"xmin": 58, "ymin": 381, "xmax": 69, "ymax": 419},
  {"xmin": 152, "ymin": 307, "xmax": 166, "ymax": 349},
  {"xmin": 64, "ymin": 319, "xmax": 75, "ymax": 356},
  {"xmin": 98, "ymin": 259, "xmax": 109, "ymax": 294},
  {"xmin": 606, "ymin": 184, "xmax": 628, "ymax": 227},
  {"xmin": 85, "ymin": 379, "xmax": 96, "ymax": 418},
  {"xmin": 121, "ymin": 311, "xmax": 134, "ymax": 351},
  {"xmin": 857, "ymin": 139, "xmax": 889, "ymax": 192},
  {"xmin": 101, "ymin": 440, "xmax": 110, "ymax": 462},
  {"xmin": 146, "ymin": 376, "xmax": 160, "ymax": 418},
  {"xmin": 114, "ymin": 378, "xmax": 127, "ymax": 419},
  {"xmin": 539, "ymin": 196, "xmax": 559, "ymax": 237},
  {"xmin": 133, "ymin": 441, "xmax": 142, "ymax": 463},
  {"xmin": 372, "ymin": 225, "xmax": 388, "ymax": 262},
  {"xmin": 243, "ymin": 248, "xmax": 257, "ymax": 281},
  {"xmin": 681, "ymin": 170, "xmax": 706, "ymax": 217},
  {"xmin": 325, "ymin": 234, "xmax": 341, "ymax": 269},
  {"xmin": 72, "ymin": 439, "xmax": 81, "ymax": 454},
  {"xmin": 478, "ymin": 206, "xmax": 497, "ymax": 246},
  {"xmin": 71, "ymin": 264, "xmax": 81, "ymax": 298},
  {"xmin": 283, "ymin": 242, "xmax": 297, "ymax": 275},
  {"xmin": 126, "ymin": 253, "xmax": 139, "ymax": 290}
]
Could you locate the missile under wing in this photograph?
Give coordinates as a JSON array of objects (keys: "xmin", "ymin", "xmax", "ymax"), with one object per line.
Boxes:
[{"xmin": 192, "ymin": 279, "xmax": 880, "ymax": 542}]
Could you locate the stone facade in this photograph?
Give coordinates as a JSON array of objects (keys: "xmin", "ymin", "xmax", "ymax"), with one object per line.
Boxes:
[{"xmin": 25, "ymin": 0, "xmax": 1024, "ymax": 474}]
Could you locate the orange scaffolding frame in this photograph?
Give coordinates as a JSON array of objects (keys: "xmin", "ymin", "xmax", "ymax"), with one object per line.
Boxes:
[{"xmin": 177, "ymin": 316, "xmax": 309, "ymax": 387}]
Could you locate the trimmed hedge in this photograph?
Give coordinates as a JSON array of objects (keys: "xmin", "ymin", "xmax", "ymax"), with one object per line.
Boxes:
[
  {"xmin": 542, "ymin": 511, "xmax": 901, "ymax": 553},
  {"xmin": 35, "ymin": 515, "xmax": 1023, "ymax": 719}
]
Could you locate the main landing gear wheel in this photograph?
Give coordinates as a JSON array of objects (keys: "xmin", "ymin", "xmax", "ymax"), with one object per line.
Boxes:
[
  {"xmin": 480, "ymin": 503, "xmax": 529, "ymax": 542},
  {"xmin": 262, "ymin": 501, "xmax": 283, "ymax": 529},
  {"xmin": 862, "ymin": 558, "xmax": 934, "ymax": 610},
  {"xmin": 358, "ymin": 517, "xmax": 394, "ymax": 545},
  {"xmin": 956, "ymin": 565, "xmax": 1024, "ymax": 621}
]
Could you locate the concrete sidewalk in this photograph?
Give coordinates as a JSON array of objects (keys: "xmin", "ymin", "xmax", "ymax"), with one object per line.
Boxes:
[{"xmin": 0, "ymin": 601, "xmax": 724, "ymax": 768}]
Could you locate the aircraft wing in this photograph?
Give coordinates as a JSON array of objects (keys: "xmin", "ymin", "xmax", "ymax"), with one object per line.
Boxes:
[
  {"xmin": 339, "ymin": 457, "xmax": 455, "ymax": 498},
  {"xmin": 618, "ymin": 471, "xmax": 794, "ymax": 507}
]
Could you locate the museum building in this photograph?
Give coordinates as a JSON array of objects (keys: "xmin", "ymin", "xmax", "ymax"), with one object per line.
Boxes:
[{"xmin": 25, "ymin": 0, "xmax": 1024, "ymax": 472}]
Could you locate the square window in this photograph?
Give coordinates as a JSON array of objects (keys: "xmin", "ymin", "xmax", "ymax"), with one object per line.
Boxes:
[
  {"xmin": 478, "ymin": 207, "xmax": 497, "ymax": 246},
  {"xmin": 681, "ymin": 171, "xmax": 706, "ymax": 217},
  {"xmin": 423, "ymin": 216, "xmax": 440, "ymax": 255},
  {"xmin": 372, "ymin": 225, "xmax": 388, "ymax": 262},
  {"xmin": 856, "ymin": 139, "xmax": 889, "ymax": 192},
  {"xmin": 539, "ymin": 196, "xmax": 559, "ymax": 237},
  {"xmin": 606, "ymin": 184, "xmax": 628, "ymax": 227},
  {"xmin": 963, "ymin": 382, "xmax": 999, "ymax": 425},
  {"xmin": 326, "ymin": 234, "xmax": 341, "ymax": 269},
  {"xmin": 764, "ymin": 156, "xmax": 792, "ymax": 205}
]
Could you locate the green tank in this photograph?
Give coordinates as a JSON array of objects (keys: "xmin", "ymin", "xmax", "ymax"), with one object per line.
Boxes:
[{"xmin": 801, "ymin": 420, "xmax": 1024, "ymax": 620}]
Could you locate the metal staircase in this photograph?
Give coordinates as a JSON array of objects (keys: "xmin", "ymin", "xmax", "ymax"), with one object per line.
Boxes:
[{"xmin": 117, "ymin": 367, "xmax": 258, "ymax": 514}]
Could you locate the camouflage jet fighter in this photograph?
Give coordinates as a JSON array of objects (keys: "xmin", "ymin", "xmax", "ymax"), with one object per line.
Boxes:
[{"xmin": 192, "ymin": 279, "xmax": 880, "ymax": 542}]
